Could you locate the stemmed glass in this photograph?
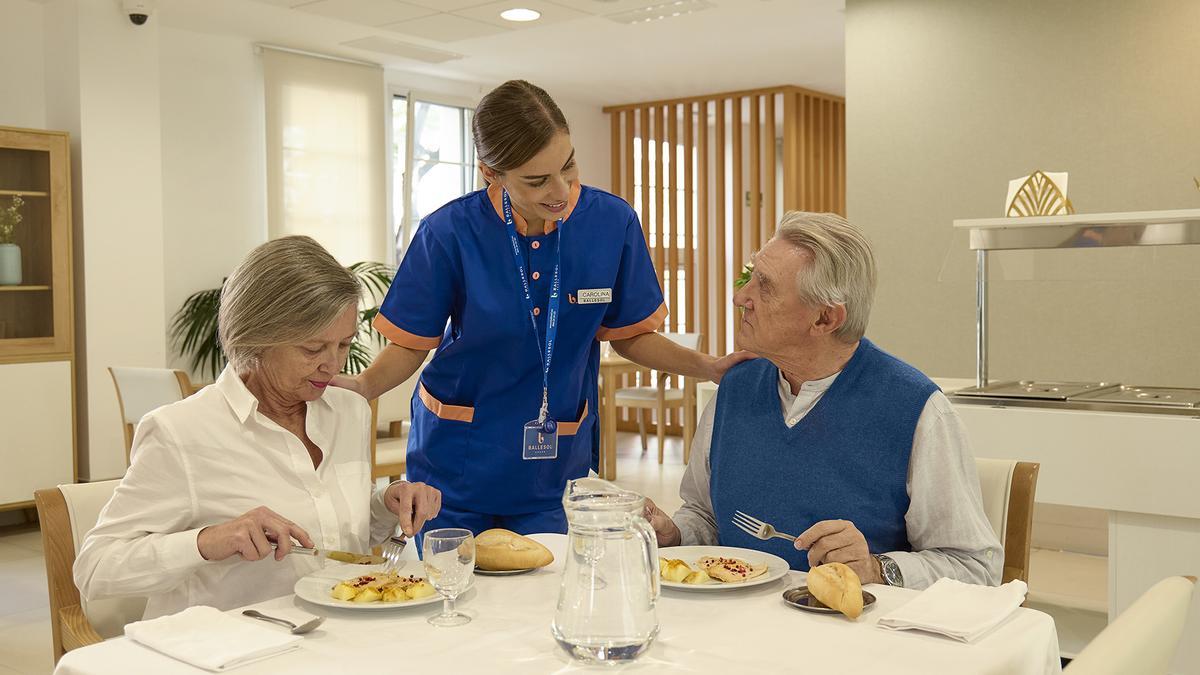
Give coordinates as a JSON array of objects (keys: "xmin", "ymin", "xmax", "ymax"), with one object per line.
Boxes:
[{"xmin": 422, "ymin": 528, "xmax": 475, "ymax": 627}]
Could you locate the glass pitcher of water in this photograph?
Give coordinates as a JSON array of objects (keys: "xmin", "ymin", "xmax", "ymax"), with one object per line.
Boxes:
[{"xmin": 551, "ymin": 477, "xmax": 659, "ymax": 664}]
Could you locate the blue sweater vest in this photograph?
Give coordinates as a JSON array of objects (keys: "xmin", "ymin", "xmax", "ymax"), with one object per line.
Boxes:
[{"xmin": 709, "ymin": 339, "xmax": 938, "ymax": 570}]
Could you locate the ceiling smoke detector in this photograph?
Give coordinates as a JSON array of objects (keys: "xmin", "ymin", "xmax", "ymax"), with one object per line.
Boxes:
[
  {"xmin": 500, "ymin": 8, "xmax": 541, "ymax": 22},
  {"xmin": 606, "ymin": 0, "xmax": 715, "ymax": 24}
]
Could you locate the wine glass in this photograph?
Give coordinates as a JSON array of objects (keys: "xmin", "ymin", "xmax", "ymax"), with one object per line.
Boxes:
[{"xmin": 422, "ymin": 528, "xmax": 475, "ymax": 627}]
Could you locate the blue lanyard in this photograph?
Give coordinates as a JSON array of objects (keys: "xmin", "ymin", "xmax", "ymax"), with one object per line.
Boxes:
[{"xmin": 501, "ymin": 188, "xmax": 562, "ymax": 424}]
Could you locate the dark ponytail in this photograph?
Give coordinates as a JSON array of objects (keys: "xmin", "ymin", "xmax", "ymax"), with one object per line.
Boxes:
[{"xmin": 473, "ymin": 80, "xmax": 570, "ymax": 173}]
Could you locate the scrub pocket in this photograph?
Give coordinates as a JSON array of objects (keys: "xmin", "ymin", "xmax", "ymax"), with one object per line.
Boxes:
[{"xmin": 409, "ymin": 384, "xmax": 473, "ymax": 484}]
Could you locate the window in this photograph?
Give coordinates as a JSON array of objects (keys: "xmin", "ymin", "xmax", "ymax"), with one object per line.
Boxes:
[
  {"xmin": 263, "ymin": 48, "xmax": 387, "ymax": 265},
  {"xmin": 391, "ymin": 95, "xmax": 479, "ymax": 260}
]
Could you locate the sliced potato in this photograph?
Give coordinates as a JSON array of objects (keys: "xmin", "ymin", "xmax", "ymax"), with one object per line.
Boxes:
[
  {"xmin": 331, "ymin": 582, "xmax": 358, "ymax": 601},
  {"xmin": 352, "ymin": 586, "xmax": 382, "ymax": 603},
  {"xmin": 381, "ymin": 585, "xmax": 409, "ymax": 603},
  {"xmin": 660, "ymin": 558, "xmax": 693, "ymax": 582},
  {"xmin": 406, "ymin": 580, "xmax": 436, "ymax": 600}
]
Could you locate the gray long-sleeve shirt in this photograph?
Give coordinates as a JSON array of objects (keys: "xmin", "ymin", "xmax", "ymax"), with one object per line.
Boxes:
[{"xmin": 672, "ymin": 369, "xmax": 1003, "ymax": 589}]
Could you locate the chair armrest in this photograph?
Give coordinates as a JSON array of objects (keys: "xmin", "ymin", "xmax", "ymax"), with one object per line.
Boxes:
[{"xmin": 60, "ymin": 604, "xmax": 103, "ymax": 652}]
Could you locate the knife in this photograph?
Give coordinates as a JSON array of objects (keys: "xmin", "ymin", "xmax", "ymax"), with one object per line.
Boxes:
[{"xmin": 285, "ymin": 546, "xmax": 386, "ymax": 565}]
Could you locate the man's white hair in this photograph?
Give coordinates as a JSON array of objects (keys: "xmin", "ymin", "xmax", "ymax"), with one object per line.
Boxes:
[{"xmin": 773, "ymin": 211, "xmax": 877, "ymax": 342}]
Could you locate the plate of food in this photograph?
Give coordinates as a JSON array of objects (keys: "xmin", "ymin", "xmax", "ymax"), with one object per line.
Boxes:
[
  {"xmin": 293, "ymin": 561, "xmax": 454, "ymax": 610},
  {"xmin": 657, "ymin": 546, "xmax": 790, "ymax": 591}
]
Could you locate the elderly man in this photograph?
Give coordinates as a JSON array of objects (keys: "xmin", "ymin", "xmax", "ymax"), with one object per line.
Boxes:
[{"xmin": 645, "ymin": 212, "xmax": 1002, "ymax": 589}]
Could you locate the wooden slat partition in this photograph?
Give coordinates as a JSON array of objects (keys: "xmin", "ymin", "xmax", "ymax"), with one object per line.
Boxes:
[
  {"xmin": 653, "ymin": 106, "xmax": 665, "ymax": 288},
  {"xmin": 731, "ymin": 97, "xmax": 743, "ymax": 319},
  {"xmin": 764, "ymin": 96, "xmax": 777, "ymax": 245},
  {"xmin": 623, "ymin": 110, "xmax": 634, "ymax": 212},
  {"xmin": 696, "ymin": 101, "xmax": 709, "ymax": 353},
  {"xmin": 604, "ymin": 85, "xmax": 844, "ymax": 434},
  {"xmin": 714, "ymin": 99, "xmax": 727, "ymax": 355},
  {"xmin": 666, "ymin": 104, "xmax": 678, "ymax": 332},
  {"xmin": 749, "ymin": 95, "xmax": 762, "ymax": 254}
]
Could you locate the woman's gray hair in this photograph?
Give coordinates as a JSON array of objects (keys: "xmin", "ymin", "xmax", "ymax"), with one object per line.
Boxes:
[
  {"xmin": 773, "ymin": 211, "xmax": 877, "ymax": 342},
  {"xmin": 218, "ymin": 235, "xmax": 360, "ymax": 373}
]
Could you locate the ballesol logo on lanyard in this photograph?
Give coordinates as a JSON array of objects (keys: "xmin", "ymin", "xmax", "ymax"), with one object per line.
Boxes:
[{"xmin": 502, "ymin": 189, "xmax": 563, "ymax": 461}]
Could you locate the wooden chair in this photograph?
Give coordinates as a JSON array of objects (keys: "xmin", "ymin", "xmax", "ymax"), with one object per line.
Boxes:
[
  {"xmin": 34, "ymin": 481, "xmax": 147, "ymax": 663},
  {"xmin": 369, "ymin": 398, "xmax": 407, "ymax": 481},
  {"xmin": 613, "ymin": 333, "xmax": 701, "ymax": 464},
  {"xmin": 975, "ymin": 458, "xmax": 1040, "ymax": 584},
  {"xmin": 108, "ymin": 367, "xmax": 193, "ymax": 465},
  {"xmin": 1066, "ymin": 576, "xmax": 1196, "ymax": 674}
]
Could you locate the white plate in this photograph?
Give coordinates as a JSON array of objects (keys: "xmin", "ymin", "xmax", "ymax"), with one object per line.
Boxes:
[
  {"xmin": 293, "ymin": 560, "xmax": 467, "ymax": 610},
  {"xmin": 658, "ymin": 546, "xmax": 790, "ymax": 592}
]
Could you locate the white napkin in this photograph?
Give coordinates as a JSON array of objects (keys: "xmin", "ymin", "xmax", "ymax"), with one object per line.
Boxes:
[
  {"xmin": 124, "ymin": 605, "xmax": 303, "ymax": 671},
  {"xmin": 876, "ymin": 578, "xmax": 1028, "ymax": 643}
]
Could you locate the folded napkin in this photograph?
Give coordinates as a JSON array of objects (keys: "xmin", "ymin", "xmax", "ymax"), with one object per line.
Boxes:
[
  {"xmin": 876, "ymin": 578, "xmax": 1028, "ymax": 643},
  {"xmin": 125, "ymin": 605, "xmax": 302, "ymax": 671}
]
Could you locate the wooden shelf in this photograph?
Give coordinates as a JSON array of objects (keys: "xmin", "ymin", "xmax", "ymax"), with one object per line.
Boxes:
[
  {"xmin": 0, "ymin": 189, "xmax": 49, "ymax": 197},
  {"xmin": 0, "ymin": 285, "xmax": 51, "ymax": 292}
]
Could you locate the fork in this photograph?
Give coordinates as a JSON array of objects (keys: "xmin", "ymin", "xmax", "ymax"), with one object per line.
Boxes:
[
  {"xmin": 732, "ymin": 510, "xmax": 797, "ymax": 542},
  {"xmin": 381, "ymin": 532, "xmax": 408, "ymax": 573}
]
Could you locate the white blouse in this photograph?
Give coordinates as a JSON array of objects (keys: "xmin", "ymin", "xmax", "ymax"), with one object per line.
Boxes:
[{"xmin": 74, "ymin": 367, "xmax": 399, "ymax": 619}]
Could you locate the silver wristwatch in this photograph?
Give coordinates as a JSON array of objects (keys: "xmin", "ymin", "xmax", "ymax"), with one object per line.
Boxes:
[{"xmin": 874, "ymin": 554, "xmax": 904, "ymax": 587}]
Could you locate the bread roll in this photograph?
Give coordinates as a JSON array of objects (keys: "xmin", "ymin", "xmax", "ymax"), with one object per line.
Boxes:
[
  {"xmin": 474, "ymin": 528, "xmax": 555, "ymax": 571},
  {"xmin": 807, "ymin": 562, "xmax": 863, "ymax": 619}
]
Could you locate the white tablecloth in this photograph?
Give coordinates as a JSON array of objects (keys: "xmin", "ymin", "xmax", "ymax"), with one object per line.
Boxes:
[{"xmin": 55, "ymin": 535, "xmax": 1061, "ymax": 674}]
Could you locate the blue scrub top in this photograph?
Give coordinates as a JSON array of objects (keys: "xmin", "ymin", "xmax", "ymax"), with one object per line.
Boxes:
[{"xmin": 374, "ymin": 183, "xmax": 666, "ymax": 515}]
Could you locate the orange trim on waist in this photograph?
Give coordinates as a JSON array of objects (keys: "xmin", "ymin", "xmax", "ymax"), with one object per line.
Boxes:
[
  {"xmin": 374, "ymin": 314, "xmax": 441, "ymax": 350},
  {"xmin": 486, "ymin": 182, "xmax": 581, "ymax": 235},
  {"xmin": 557, "ymin": 400, "xmax": 589, "ymax": 437},
  {"xmin": 596, "ymin": 303, "xmax": 669, "ymax": 342},
  {"xmin": 419, "ymin": 384, "xmax": 474, "ymax": 423}
]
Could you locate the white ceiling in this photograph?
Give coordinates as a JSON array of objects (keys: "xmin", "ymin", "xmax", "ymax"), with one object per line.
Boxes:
[{"xmin": 158, "ymin": 0, "xmax": 845, "ymax": 106}]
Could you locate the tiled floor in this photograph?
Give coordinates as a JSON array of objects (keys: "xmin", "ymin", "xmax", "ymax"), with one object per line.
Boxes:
[
  {"xmin": 0, "ymin": 432, "xmax": 687, "ymax": 675},
  {"xmin": 0, "ymin": 529, "xmax": 52, "ymax": 675}
]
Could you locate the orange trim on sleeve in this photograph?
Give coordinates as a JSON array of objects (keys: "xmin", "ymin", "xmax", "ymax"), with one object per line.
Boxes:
[
  {"xmin": 596, "ymin": 303, "xmax": 669, "ymax": 342},
  {"xmin": 557, "ymin": 400, "xmax": 589, "ymax": 437},
  {"xmin": 487, "ymin": 182, "xmax": 582, "ymax": 235},
  {"xmin": 418, "ymin": 384, "xmax": 475, "ymax": 423},
  {"xmin": 373, "ymin": 313, "xmax": 441, "ymax": 350}
]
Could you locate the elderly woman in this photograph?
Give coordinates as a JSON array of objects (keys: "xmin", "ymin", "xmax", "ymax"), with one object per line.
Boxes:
[{"xmin": 75, "ymin": 236, "xmax": 441, "ymax": 618}]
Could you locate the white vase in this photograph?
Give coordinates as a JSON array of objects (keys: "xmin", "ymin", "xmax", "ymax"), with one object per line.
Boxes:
[{"xmin": 0, "ymin": 244, "xmax": 22, "ymax": 285}]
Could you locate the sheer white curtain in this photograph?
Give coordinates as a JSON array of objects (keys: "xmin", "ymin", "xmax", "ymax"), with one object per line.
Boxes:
[{"xmin": 262, "ymin": 47, "xmax": 387, "ymax": 265}]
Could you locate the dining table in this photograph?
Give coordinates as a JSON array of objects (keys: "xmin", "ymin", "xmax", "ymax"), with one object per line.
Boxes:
[{"xmin": 54, "ymin": 535, "xmax": 1062, "ymax": 674}]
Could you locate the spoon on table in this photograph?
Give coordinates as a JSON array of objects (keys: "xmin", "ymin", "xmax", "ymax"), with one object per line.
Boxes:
[{"xmin": 242, "ymin": 609, "xmax": 325, "ymax": 634}]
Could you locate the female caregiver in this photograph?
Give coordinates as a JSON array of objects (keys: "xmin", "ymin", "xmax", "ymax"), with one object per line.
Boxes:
[{"xmin": 336, "ymin": 80, "xmax": 750, "ymax": 535}]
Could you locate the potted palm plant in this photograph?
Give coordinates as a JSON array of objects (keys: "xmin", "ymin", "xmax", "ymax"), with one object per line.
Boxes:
[
  {"xmin": 0, "ymin": 195, "xmax": 24, "ymax": 285},
  {"xmin": 170, "ymin": 260, "xmax": 396, "ymax": 381}
]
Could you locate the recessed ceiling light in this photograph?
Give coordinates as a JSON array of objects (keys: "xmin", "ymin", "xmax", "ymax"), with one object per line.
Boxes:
[
  {"xmin": 500, "ymin": 8, "xmax": 541, "ymax": 22},
  {"xmin": 607, "ymin": 0, "xmax": 715, "ymax": 25}
]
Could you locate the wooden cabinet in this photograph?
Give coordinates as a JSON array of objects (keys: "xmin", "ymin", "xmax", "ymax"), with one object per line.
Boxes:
[{"xmin": 0, "ymin": 126, "xmax": 75, "ymax": 511}]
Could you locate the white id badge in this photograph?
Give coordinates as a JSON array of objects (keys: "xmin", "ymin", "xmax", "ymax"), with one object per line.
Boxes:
[{"xmin": 522, "ymin": 420, "xmax": 558, "ymax": 460}]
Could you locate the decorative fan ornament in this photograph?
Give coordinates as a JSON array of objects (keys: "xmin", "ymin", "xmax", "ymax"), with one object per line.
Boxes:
[{"xmin": 1006, "ymin": 170, "xmax": 1075, "ymax": 217}]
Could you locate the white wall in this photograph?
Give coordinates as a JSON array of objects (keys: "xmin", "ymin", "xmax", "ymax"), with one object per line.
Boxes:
[
  {"xmin": 159, "ymin": 28, "xmax": 267, "ymax": 377},
  {"xmin": 41, "ymin": 0, "xmax": 169, "ymax": 480},
  {"xmin": 846, "ymin": 0, "xmax": 1200, "ymax": 387},
  {"xmin": 0, "ymin": 0, "xmax": 46, "ymax": 129}
]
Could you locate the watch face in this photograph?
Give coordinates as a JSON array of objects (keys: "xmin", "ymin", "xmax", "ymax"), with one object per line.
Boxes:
[{"xmin": 882, "ymin": 558, "xmax": 903, "ymax": 587}]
